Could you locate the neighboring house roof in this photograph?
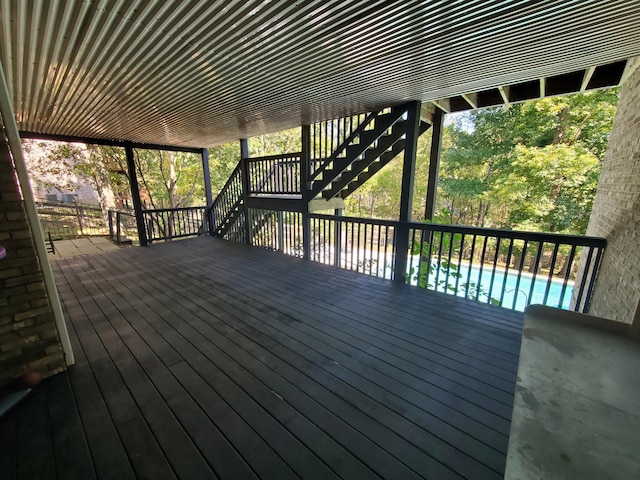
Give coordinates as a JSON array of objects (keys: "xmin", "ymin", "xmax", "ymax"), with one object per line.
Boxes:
[{"xmin": 1, "ymin": 0, "xmax": 640, "ymax": 147}]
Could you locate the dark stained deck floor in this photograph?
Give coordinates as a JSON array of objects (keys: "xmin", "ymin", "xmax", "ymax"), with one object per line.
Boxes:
[{"xmin": 1, "ymin": 237, "xmax": 524, "ymax": 479}]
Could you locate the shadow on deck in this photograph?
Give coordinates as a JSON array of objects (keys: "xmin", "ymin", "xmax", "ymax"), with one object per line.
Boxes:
[{"xmin": 0, "ymin": 237, "xmax": 523, "ymax": 479}]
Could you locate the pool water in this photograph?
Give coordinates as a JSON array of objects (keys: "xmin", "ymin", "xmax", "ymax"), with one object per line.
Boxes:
[{"xmin": 406, "ymin": 259, "xmax": 573, "ymax": 312}]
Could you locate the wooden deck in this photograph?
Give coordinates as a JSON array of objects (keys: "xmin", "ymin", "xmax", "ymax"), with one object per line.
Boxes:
[{"xmin": 1, "ymin": 237, "xmax": 524, "ymax": 480}]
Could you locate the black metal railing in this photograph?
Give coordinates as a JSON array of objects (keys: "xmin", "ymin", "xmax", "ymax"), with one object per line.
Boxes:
[
  {"xmin": 247, "ymin": 153, "xmax": 302, "ymax": 195},
  {"xmin": 143, "ymin": 206, "xmax": 207, "ymax": 243},
  {"xmin": 246, "ymin": 208, "xmax": 303, "ymax": 257},
  {"xmin": 309, "ymin": 215, "xmax": 397, "ymax": 278},
  {"xmin": 35, "ymin": 200, "xmax": 109, "ymax": 239},
  {"xmin": 210, "ymin": 163, "xmax": 243, "ymax": 236},
  {"xmin": 304, "ymin": 214, "xmax": 605, "ymax": 313},
  {"xmin": 404, "ymin": 222, "xmax": 605, "ymax": 313}
]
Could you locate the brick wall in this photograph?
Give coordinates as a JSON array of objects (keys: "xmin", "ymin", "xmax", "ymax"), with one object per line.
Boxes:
[
  {"xmin": 584, "ymin": 66, "xmax": 640, "ymax": 325},
  {"xmin": 0, "ymin": 122, "xmax": 65, "ymax": 384}
]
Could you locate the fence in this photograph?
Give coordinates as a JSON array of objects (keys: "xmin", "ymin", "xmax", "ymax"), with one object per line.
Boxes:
[
  {"xmin": 229, "ymin": 210, "xmax": 605, "ymax": 313},
  {"xmin": 35, "ymin": 200, "xmax": 109, "ymax": 239}
]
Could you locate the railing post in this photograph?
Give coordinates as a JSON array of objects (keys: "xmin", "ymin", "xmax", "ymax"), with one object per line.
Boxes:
[
  {"xmin": 124, "ymin": 143, "xmax": 148, "ymax": 246},
  {"xmin": 116, "ymin": 211, "xmax": 122, "ymax": 245},
  {"xmin": 277, "ymin": 210, "xmax": 284, "ymax": 252},
  {"xmin": 301, "ymin": 125, "xmax": 311, "ymax": 260},
  {"xmin": 201, "ymin": 148, "xmax": 215, "ymax": 236},
  {"xmin": 424, "ymin": 108, "xmax": 444, "ymax": 221},
  {"xmin": 334, "ymin": 208, "xmax": 342, "ymax": 267},
  {"xmin": 393, "ymin": 101, "xmax": 421, "ymax": 283},
  {"xmin": 108, "ymin": 210, "xmax": 113, "ymax": 240}
]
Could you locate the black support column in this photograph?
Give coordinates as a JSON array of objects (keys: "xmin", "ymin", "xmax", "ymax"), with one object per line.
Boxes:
[
  {"xmin": 239, "ymin": 139, "xmax": 251, "ymax": 244},
  {"xmin": 124, "ymin": 143, "xmax": 148, "ymax": 246},
  {"xmin": 424, "ymin": 108, "xmax": 444, "ymax": 221},
  {"xmin": 393, "ymin": 101, "xmax": 421, "ymax": 282},
  {"xmin": 301, "ymin": 125, "xmax": 311, "ymax": 260},
  {"xmin": 201, "ymin": 148, "xmax": 215, "ymax": 235}
]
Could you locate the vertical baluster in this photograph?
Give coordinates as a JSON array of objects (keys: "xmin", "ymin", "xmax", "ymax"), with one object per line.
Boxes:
[
  {"xmin": 374, "ymin": 224, "xmax": 381, "ymax": 278},
  {"xmin": 434, "ymin": 230, "xmax": 445, "ymax": 292},
  {"xmin": 558, "ymin": 244, "xmax": 577, "ymax": 309},
  {"xmin": 512, "ymin": 240, "xmax": 528, "ymax": 310},
  {"xmin": 455, "ymin": 234, "xmax": 465, "ymax": 295},
  {"xmin": 499, "ymin": 238, "xmax": 515, "ymax": 306},
  {"xmin": 574, "ymin": 246, "xmax": 594, "ymax": 311},
  {"xmin": 527, "ymin": 241, "xmax": 544, "ymax": 305},
  {"xmin": 368, "ymin": 222, "xmax": 375, "ymax": 276},
  {"xmin": 362, "ymin": 221, "xmax": 368, "ymax": 273},
  {"xmin": 382, "ymin": 225, "xmax": 389, "ymax": 279},
  {"xmin": 356, "ymin": 221, "xmax": 362, "ymax": 272},
  {"xmin": 488, "ymin": 237, "xmax": 501, "ymax": 305},
  {"xmin": 409, "ymin": 228, "xmax": 418, "ymax": 285},
  {"xmin": 465, "ymin": 235, "xmax": 477, "ymax": 300},
  {"xmin": 424, "ymin": 226, "xmax": 435, "ymax": 289},
  {"xmin": 543, "ymin": 243, "xmax": 561, "ymax": 305},
  {"xmin": 349, "ymin": 222, "xmax": 354, "ymax": 270},
  {"xmin": 444, "ymin": 231, "xmax": 455, "ymax": 294}
]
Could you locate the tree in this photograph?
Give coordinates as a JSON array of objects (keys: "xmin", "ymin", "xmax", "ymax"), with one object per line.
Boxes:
[
  {"xmin": 208, "ymin": 142, "xmax": 242, "ymax": 196},
  {"xmin": 436, "ymin": 88, "xmax": 618, "ymax": 234}
]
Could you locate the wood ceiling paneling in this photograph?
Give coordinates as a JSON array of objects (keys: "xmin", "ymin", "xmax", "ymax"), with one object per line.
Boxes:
[{"xmin": 2, "ymin": 0, "xmax": 640, "ymax": 147}]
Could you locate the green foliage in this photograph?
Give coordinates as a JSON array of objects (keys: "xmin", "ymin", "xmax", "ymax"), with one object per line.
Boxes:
[
  {"xmin": 131, "ymin": 149, "xmax": 205, "ymax": 209},
  {"xmin": 435, "ymin": 89, "xmax": 618, "ymax": 234},
  {"xmin": 208, "ymin": 142, "xmax": 241, "ymax": 196},
  {"xmin": 248, "ymin": 128, "xmax": 301, "ymax": 156}
]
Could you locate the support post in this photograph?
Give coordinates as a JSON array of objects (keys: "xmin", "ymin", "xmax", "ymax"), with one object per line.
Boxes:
[
  {"xmin": 301, "ymin": 125, "xmax": 312, "ymax": 260},
  {"xmin": 424, "ymin": 108, "xmax": 444, "ymax": 221},
  {"xmin": 334, "ymin": 208, "xmax": 342, "ymax": 267},
  {"xmin": 124, "ymin": 143, "xmax": 148, "ymax": 246},
  {"xmin": 201, "ymin": 148, "xmax": 215, "ymax": 235},
  {"xmin": 108, "ymin": 210, "xmax": 114, "ymax": 240},
  {"xmin": 116, "ymin": 211, "xmax": 122, "ymax": 244},
  {"xmin": 239, "ymin": 139, "xmax": 251, "ymax": 244},
  {"xmin": 393, "ymin": 101, "xmax": 421, "ymax": 283},
  {"xmin": 277, "ymin": 210, "xmax": 284, "ymax": 252}
]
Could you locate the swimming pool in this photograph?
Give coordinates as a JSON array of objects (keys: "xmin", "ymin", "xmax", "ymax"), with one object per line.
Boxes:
[{"xmin": 407, "ymin": 259, "xmax": 573, "ymax": 312}]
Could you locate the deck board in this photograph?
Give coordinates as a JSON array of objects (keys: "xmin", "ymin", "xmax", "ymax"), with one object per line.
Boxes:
[{"xmin": 0, "ymin": 237, "xmax": 523, "ymax": 479}]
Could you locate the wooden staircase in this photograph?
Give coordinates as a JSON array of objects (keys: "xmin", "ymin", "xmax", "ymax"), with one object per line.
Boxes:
[
  {"xmin": 309, "ymin": 105, "xmax": 431, "ymax": 201},
  {"xmin": 208, "ymin": 103, "xmax": 432, "ymax": 241}
]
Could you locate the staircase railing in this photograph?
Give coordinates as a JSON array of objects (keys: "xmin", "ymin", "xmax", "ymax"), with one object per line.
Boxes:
[
  {"xmin": 210, "ymin": 163, "xmax": 243, "ymax": 236},
  {"xmin": 309, "ymin": 107, "xmax": 408, "ymax": 197},
  {"xmin": 309, "ymin": 110, "xmax": 381, "ymax": 181}
]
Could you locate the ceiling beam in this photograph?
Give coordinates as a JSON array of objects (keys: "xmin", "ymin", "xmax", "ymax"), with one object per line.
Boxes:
[
  {"xmin": 581, "ymin": 66, "xmax": 597, "ymax": 91},
  {"xmin": 498, "ymin": 85, "xmax": 511, "ymax": 104},
  {"xmin": 431, "ymin": 98, "xmax": 451, "ymax": 113},
  {"xmin": 19, "ymin": 131, "xmax": 203, "ymax": 154},
  {"xmin": 461, "ymin": 93, "xmax": 478, "ymax": 109}
]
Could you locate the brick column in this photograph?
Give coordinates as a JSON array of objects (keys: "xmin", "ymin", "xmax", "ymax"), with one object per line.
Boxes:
[
  {"xmin": 580, "ymin": 65, "xmax": 640, "ymax": 329},
  {"xmin": 0, "ymin": 125, "xmax": 66, "ymax": 384}
]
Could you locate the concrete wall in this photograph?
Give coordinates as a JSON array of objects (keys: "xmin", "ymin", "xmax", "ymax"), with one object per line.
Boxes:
[
  {"xmin": 584, "ymin": 66, "xmax": 640, "ymax": 325},
  {"xmin": 0, "ymin": 122, "xmax": 66, "ymax": 384}
]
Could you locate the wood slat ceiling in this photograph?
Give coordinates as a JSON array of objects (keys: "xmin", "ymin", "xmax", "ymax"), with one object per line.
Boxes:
[{"xmin": 2, "ymin": 0, "xmax": 640, "ymax": 148}]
